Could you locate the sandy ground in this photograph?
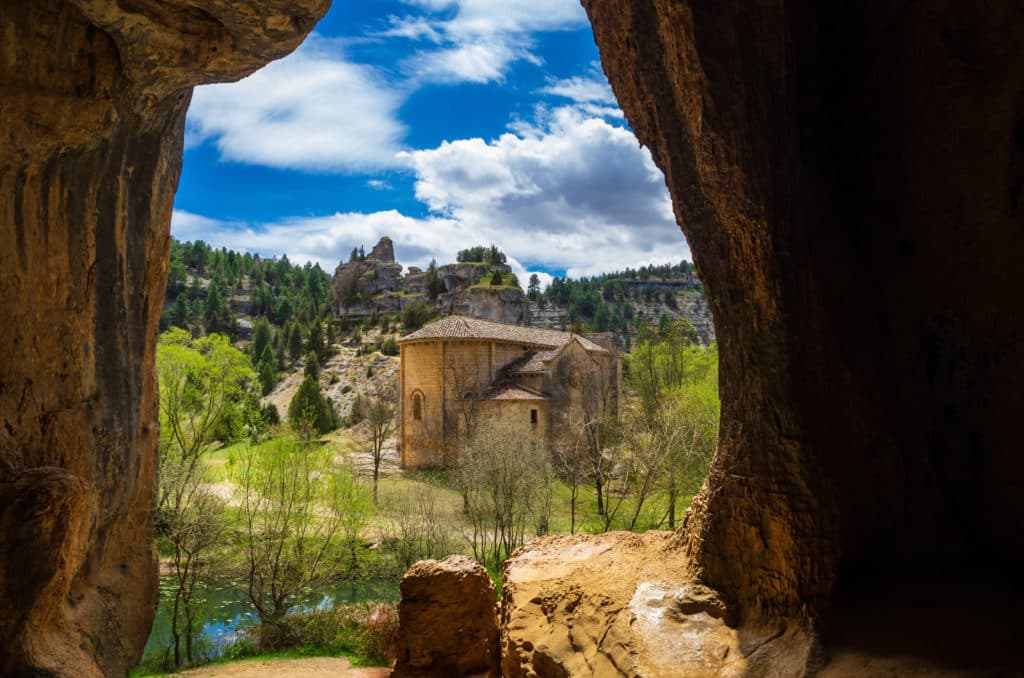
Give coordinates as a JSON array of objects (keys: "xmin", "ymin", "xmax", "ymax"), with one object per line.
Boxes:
[{"xmin": 168, "ymin": 657, "xmax": 390, "ymax": 677}]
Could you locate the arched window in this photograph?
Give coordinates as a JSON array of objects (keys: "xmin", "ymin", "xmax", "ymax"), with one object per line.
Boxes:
[{"xmin": 412, "ymin": 392, "xmax": 423, "ymax": 421}]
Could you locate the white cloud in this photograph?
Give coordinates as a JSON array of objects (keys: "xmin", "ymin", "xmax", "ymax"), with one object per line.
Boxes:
[
  {"xmin": 398, "ymin": 0, "xmax": 588, "ymax": 85},
  {"xmin": 402, "ymin": 106, "xmax": 683, "ymax": 277},
  {"xmin": 185, "ymin": 35, "xmax": 407, "ymax": 172},
  {"xmin": 174, "ymin": 106, "xmax": 686, "ymax": 282}
]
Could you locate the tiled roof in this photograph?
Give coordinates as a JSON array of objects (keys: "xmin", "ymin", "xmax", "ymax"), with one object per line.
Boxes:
[
  {"xmin": 399, "ymin": 315, "xmax": 608, "ymax": 353},
  {"xmin": 478, "ymin": 384, "xmax": 549, "ymax": 401},
  {"xmin": 506, "ymin": 348, "xmax": 560, "ymax": 374}
]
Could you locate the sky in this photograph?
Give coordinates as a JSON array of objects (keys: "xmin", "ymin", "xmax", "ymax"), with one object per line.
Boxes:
[{"xmin": 171, "ymin": 0, "xmax": 689, "ymax": 287}]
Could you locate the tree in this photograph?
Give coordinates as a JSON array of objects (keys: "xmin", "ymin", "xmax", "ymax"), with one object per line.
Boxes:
[
  {"xmin": 423, "ymin": 259, "xmax": 445, "ymax": 300},
  {"xmin": 303, "ymin": 350, "xmax": 320, "ymax": 381},
  {"xmin": 527, "ymin": 273, "xmax": 541, "ymax": 301},
  {"xmin": 156, "ymin": 328, "xmax": 253, "ymax": 514},
  {"xmin": 454, "ymin": 419, "xmax": 552, "ymax": 568},
  {"xmin": 251, "ymin": 317, "xmax": 272, "ymax": 366},
  {"xmin": 287, "ymin": 374, "xmax": 334, "ymax": 438},
  {"xmin": 401, "ymin": 300, "xmax": 438, "ymax": 332},
  {"xmin": 489, "ymin": 269, "xmax": 503, "ymax": 286},
  {"xmin": 357, "ymin": 380, "xmax": 398, "ymax": 503},
  {"xmin": 287, "ymin": 322, "xmax": 304, "ymax": 361},
  {"xmin": 233, "ymin": 438, "xmax": 372, "ymax": 643},
  {"xmin": 156, "ymin": 329, "xmax": 250, "ymax": 668},
  {"xmin": 257, "ymin": 345, "xmax": 277, "ymax": 396},
  {"xmin": 306, "ymin": 321, "xmax": 325, "ymax": 362}
]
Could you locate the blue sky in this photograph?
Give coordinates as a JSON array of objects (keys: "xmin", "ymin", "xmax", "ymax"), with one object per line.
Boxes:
[{"xmin": 171, "ymin": 0, "xmax": 689, "ymax": 286}]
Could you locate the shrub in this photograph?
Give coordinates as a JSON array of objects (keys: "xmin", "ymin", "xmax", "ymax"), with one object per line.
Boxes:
[
  {"xmin": 401, "ymin": 301, "xmax": 438, "ymax": 332},
  {"xmin": 380, "ymin": 336, "xmax": 399, "ymax": 356}
]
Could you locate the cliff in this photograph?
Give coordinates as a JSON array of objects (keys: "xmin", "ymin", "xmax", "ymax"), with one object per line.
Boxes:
[{"xmin": 331, "ymin": 237, "xmax": 530, "ymax": 325}]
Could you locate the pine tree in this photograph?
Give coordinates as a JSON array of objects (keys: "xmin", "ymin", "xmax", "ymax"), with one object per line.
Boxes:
[
  {"xmin": 251, "ymin": 317, "xmax": 271, "ymax": 366},
  {"xmin": 527, "ymin": 274, "xmax": 541, "ymax": 301},
  {"xmin": 306, "ymin": 321, "xmax": 325, "ymax": 362},
  {"xmin": 257, "ymin": 345, "xmax": 277, "ymax": 395}
]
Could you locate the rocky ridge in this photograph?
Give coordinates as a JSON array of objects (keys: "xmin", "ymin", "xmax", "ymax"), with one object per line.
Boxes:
[{"xmin": 332, "ymin": 237, "xmax": 530, "ymax": 325}]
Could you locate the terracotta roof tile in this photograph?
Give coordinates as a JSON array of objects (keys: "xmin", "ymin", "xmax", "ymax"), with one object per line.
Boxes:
[{"xmin": 399, "ymin": 315, "xmax": 608, "ymax": 353}]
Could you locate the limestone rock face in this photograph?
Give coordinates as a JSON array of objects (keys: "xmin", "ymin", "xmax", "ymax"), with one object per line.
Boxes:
[
  {"xmin": 501, "ymin": 533, "xmax": 816, "ymax": 677},
  {"xmin": 0, "ymin": 1, "xmax": 327, "ymax": 675},
  {"xmin": 443, "ymin": 286, "xmax": 531, "ymax": 325},
  {"xmin": 393, "ymin": 555, "xmax": 500, "ymax": 678},
  {"xmin": 585, "ymin": 0, "xmax": 1024, "ymax": 651}
]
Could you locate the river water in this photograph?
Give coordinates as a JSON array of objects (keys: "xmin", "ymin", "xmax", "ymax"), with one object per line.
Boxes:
[{"xmin": 141, "ymin": 578, "xmax": 400, "ymax": 665}]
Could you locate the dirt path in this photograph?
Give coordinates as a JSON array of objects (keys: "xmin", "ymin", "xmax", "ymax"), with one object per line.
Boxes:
[{"xmin": 168, "ymin": 657, "xmax": 390, "ymax": 677}]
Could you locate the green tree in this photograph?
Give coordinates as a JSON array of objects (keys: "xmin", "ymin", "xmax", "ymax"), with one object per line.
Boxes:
[
  {"xmin": 423, "ymin": 259, "xmax": 445, "ymax": 300},
  {"xmin": 527, "ymin": 273, "xmax": 541, "ymax": 301},
  {"xmin": 157, "ymin": 328, "xmax": 253, "ymax": 514},
  {"xmin": 306, "ymin": 320, "xmax": 325, "ymax": 362},
  {"xmin": 401, "ymin": 300, "xmax": 438, "ymax": 332},
  {"xmin": 233, "ymin": 439, "xmax": 372, "ymax": 640},
  {"xmin": 251, "ymin": 317, "xmax": 271, "ymax": 366},
  {"xmin": 287, "ymin": 322, "xmax": 304, "ymax": 361},
  {"xmin": 156, "ymin": 329, "xmax": 251, "ymax": 667},
  {"xmin": 303, "ymin": 351, "xmax": 320, "ymax": 381},
  {"xmin": 287, "ymin": 375, "xmax": 334, "ymax": 437},
  {"xmin": 257, "ymin": 345, "xmax": 277, "ymax": 396},
  {"xmin": 489, "ymin": 269, "xmax": 503, "ymax": 286}
]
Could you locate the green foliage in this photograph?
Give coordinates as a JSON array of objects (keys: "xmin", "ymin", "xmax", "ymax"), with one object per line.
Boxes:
[
  {"xmin": 251, "ymin": 317, "xmax": 272, "ymax": 366},
  {"xmin": 232, "ymin": 439, "xmax": 373, "ymax": 627},
  {"xmin": 257, "ymin": 345, "xmax": 277, "ymax": 396},
  {"xmin": 527, "ymin": 273, "xmax": 541, "ymax": 301},
  {"xmin": 489, "ymin": 269, "xmax": 504, "ymax": 286},
  {"xmin": 457, "ymin": 244, "xmax": 506, "ymax": 264},
  {"xmin": 423, "ymin": 259, "xmax": 445, "ymax": 300},
  {"xmin": 287, "ymin": 375, "xmax": 335, "ymax": 437},
  {"xmin": 400, "ymin": 300, "xmax": 438, "ymax": 332},
  {"xmin": 303, "ymin": 351, "xmax": 321, "ymax": 380},
  {"xmin": 380, "ymin": 336, "xmax": 399, "ymax": 356}
]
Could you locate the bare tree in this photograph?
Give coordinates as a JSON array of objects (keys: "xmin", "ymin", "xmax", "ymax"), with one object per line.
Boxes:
[
  {"xmin": 358, "ymin": 379, "xmax": 398, "ymax": 503},
  {"xmin": 381, "ymin": 484, "xmax": 459, "ymax": 569},
  {"xmin": 455, "ymin": 419, "xmax": 552, "ymax": 568}
]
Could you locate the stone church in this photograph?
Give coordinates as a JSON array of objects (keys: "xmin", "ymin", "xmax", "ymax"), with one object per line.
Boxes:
[{"xmin": 397, "ymin": 316, "xmax": 622, "ymax": 469}]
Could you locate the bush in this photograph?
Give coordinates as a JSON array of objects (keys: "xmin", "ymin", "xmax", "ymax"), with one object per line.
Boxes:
[
  {"xmin": 224, "ymin": 602, "xmax": 398, "ymax": 665},
  {"xmin": 401, "ymin": 301, "xmax": 438, "ymax": 332},
  {"xmin": 380, "ymin": 336, "xmax": 399, "ymax": 356}
]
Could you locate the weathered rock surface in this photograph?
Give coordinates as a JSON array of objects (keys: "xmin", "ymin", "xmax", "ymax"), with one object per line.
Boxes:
[
  {"xmin": 501, "ymin": 532, "xmax": 816, "ymax": 677},
  {"xmin": 582, "ymin": 0, "xmax": 1024, "ymax": 671},
  {"xmin": 442, "ymin": 286, "xmax": 530, "ymax": 325},
  {"xmin": 392, "ymin": 555, "xmax": 499, "ymax": 678},
  {"xmin": 0, "ymin": 1, "xmax": 327, "ymax": 675}
]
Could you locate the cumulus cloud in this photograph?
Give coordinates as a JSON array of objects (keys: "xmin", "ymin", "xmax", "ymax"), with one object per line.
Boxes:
[
  {"xmin": 185, "ymin": 35, "xmax": 407, "ymax": 172},
  {"xmin": 174, "ymin": 105, "xmax": 685, "ymax": 283},
  {"xmin": 396, "ymin": 0, "xmax": 588, "ymax": 85},
  {"xmin": 402, "ymin": 106, "xmax": 682, "ymax": 277}
]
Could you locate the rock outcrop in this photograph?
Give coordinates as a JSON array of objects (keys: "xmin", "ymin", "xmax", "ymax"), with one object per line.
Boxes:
[
  {"xmin": 442, "ymin": 286, "xmax": 530, "ymax": 325},
  {"xmin": 502, "ymin": 533, "xmax": 816, "ymax": 677},
  {"xmin": 392, "ymin": 555, "xmax": 500, "ymax": 678},
  {"xmin": 0, "ymin": 1, "xmax": 327, "ymax": 675},
  {"xmin": 332, "ymin": 238, "xmax": 529, "ymax": 324},
  {"xmin": 581, "ymin": 0, "xmax": 1024, "ymax": 670}
]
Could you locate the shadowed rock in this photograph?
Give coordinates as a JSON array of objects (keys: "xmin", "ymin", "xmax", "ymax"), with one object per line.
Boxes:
[{"xmin": 0, "ymin": 1, "xmax": 328, "ymax": 674}]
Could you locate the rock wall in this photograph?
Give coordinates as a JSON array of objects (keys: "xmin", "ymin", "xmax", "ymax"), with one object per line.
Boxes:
[
  {"xmin": 585, "ymin": 0, "xmax": 1024, "ymax": 633},
  {"xmin": 0, "ymin": 1, "xmax": 327, "ymax": 675}
]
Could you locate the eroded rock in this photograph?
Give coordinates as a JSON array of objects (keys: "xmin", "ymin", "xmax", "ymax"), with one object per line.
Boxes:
[
  {"xmin": 0, "ymin": 1, "xmax": 327, "ymax": 674},
  {"xmin": 501, "ymin": 532, "xmax": 816, "ymax": 678},
  {"xmin": 393, "ymin": 555, "xmax": 500, "ymax": 677}
]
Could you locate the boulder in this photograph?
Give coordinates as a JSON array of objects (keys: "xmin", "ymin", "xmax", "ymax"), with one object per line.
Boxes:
[{"xmin": 392, "ymin": 555, "xmax": 499, "ymax": 678}]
